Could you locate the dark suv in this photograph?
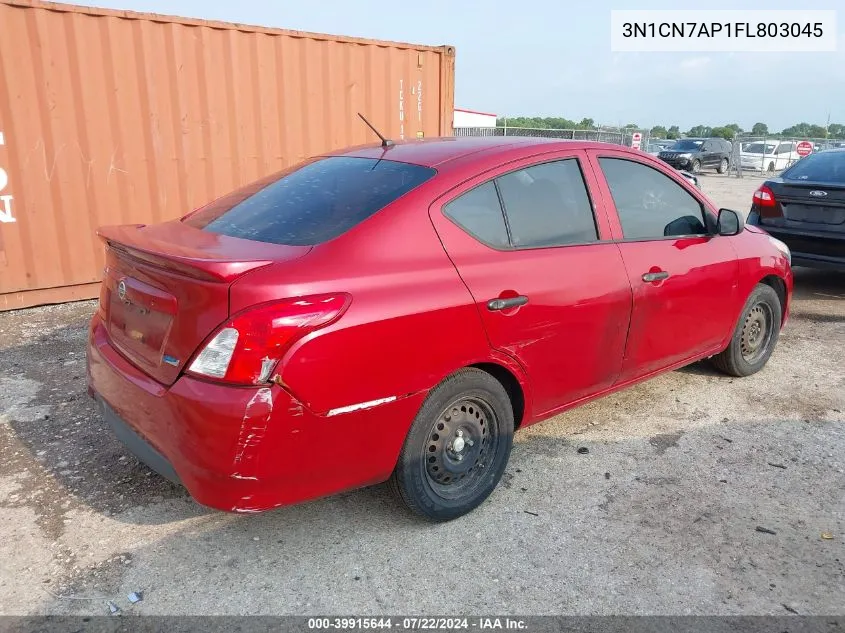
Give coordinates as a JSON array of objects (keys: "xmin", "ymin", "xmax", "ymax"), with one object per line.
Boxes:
[{"xmin": 658, "ymin": 138, "xmax": 732, "ymax": 174}]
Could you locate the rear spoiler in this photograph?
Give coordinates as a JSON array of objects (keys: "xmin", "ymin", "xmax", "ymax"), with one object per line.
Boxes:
[{"xmin": 97, "ymin": 224, "xmax": 277, "ymax": 283}]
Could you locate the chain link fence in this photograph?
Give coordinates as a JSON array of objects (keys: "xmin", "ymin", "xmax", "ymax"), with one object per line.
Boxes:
[
  {"xmin": 731, "ymin": 135, "xmax": 845, "ymax": 177},
  {"xmin": 453, "ymin": 125, "xmax": 652, "ymax": 148},
  {"xmin": 455, "ymin": 127, "xmax": 845, "ymax": 179}
]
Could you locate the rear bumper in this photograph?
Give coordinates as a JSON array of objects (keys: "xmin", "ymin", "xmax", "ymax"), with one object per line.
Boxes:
[
  {"xmin": 748, "ymin": 211, "xmax": 845, "ymax": 271},
  {"xmin": 87, "ymin": 315, "xmax": 426, "ymax": 512},
  {"xmin": 99, "ymin": 398, "xmax": 181, "ymax": 484}
]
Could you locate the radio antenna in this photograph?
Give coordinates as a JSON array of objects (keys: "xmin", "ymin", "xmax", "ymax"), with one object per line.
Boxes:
[{"xmin": 358, "ymin": 113, "xmax": 394, "ymax": 148}]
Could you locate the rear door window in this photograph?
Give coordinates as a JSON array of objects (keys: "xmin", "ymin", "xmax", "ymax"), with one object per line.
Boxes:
[
  {"xmin": 496, "ymin": 159, "xmax": 598, "ymax": 247},
  {"xmin": 598, "ymin": 157, "xmax": 708, "ymax": 239},
  {"xmin": 185, "ymin": 157, "xmax": 436, "ymax": 246},
  {"xmin": 443, "ymin": 182, "xmax": 510, "ymax": 248},
  {"xmin": 443, "ymin": 158, "xmax": 599, "ymax": 249}
]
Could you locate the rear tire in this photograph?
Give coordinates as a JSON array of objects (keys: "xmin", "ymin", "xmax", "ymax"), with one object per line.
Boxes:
[
  {"xmin": 389, "ymin": 368, "xmax": 514, "ymax": 521},
  {"xmin": 717, "ymin": 158, "xmax": 728, "ymax": 174},
  {"xmin": 767, "ymin": 162, "xmax": 776, "ymax": 173},
  {"xmin": 712, "ymin": 284, "xmax": 782, "ymax": 377}
]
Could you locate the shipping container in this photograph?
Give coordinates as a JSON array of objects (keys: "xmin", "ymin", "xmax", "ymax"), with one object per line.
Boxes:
[{"xmin": 0, "ymin": 0, "xmax": 456, "ymax": 310}]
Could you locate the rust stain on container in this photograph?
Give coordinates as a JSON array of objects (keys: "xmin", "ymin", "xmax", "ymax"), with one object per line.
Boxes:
[{"xmin": 0, "ymin": 0, "xmax": 456, "ymax": 310}]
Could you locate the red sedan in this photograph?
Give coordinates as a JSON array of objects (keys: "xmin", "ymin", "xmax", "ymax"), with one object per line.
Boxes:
[{"xmin": 87, "ymin": 137, "xmax": 793, "ymax": 521}]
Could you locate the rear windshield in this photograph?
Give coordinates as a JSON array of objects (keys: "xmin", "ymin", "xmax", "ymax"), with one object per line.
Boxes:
[
  {"xmin": 782, "ymin": 151, "xmax": 845, "ymax": 183},
  {"xmin": 184, "ymin": 157, "xmax": 436, "ymax": 246}
]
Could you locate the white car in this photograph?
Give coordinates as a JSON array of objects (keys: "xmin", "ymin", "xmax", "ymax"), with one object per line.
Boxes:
[{"xmin": 739, "ymin": 141, "xmax": 802, "ymax": 173}]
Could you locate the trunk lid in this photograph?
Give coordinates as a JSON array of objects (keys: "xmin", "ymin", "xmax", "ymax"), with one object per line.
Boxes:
[
  {"xmin": 762, "ymin": 180, "xmax": 845, "ymax": 233},
  {"xmin": 98, "ymin": 221, "xmax": 311, "ymax": 385}
]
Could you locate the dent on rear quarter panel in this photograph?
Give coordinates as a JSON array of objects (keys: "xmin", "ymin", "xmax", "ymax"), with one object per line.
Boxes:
[
  {"xmin": 230, "ymin": 387, "xmax": 274, "ymax": 482},
  {"xmin": 227, "ymin": 183, "xmax": 496, "ymax": 416}
]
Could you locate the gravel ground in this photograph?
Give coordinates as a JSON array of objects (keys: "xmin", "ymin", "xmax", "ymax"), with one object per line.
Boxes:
[
  {"xmin": 696, "ymin": 172, "xmax": 771, "ymax": 215},
  {"xmin": 0, "ymin": 174, "xmax": 843, "ymax": 616}
]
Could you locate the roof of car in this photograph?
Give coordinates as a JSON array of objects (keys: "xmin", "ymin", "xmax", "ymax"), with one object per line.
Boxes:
[{"xmin": 324, "ymin": 136, "xmax": 639, "ymax": 168}]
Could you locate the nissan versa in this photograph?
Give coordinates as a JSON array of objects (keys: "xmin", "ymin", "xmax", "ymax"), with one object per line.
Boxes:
[{"xmin": 87, "ymin": 137, "xmax": 793, "ymax": 521}]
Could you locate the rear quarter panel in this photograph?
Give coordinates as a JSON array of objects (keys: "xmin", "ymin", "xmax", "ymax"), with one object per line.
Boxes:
[{"xmin": 227, "ymin": 182, "xmax": 530, "ymax": 416}]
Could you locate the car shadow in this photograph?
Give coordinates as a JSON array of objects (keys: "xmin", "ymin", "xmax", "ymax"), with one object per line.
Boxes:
[
  {"xmin": 674, "ymin": 362, "xmax": 722, "ymax": 377},
  {"xmin": 791, "ymin": 267, "xmax": 845, "ymax": 300},
  {"xmin": 0, "ymin": 303, "xmax": 200, "ymax": 531},
  {"xmin": 788, "ymin": 268, "xmax": 845, "ymax": 324}
]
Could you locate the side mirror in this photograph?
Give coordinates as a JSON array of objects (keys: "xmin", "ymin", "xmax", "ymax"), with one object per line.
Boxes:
[
  {"xmin": 717, "ymin": 208, "xmax": 745, "ymax": 236},
  {"xmin": 664, "ymin": 215, "xmax": 707, "ymax": 237}
]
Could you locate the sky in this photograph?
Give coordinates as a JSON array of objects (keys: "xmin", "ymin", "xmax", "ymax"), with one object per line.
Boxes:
[{"xmin": 73, "ymin": 0, "xmax": 845, "ymax": 132}]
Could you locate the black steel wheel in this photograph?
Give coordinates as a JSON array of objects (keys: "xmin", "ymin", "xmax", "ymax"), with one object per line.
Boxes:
[
  {"xmin": 712, "ymin": 284, "xmax": 782, "ymax": 377},
  {"xmin": 739, "ymin": 302, "xmax": 774, "ymax": 365},
  {"xmin": 390, "ymin": 369, "xmax": 514, "ymax": 521},
  {"xmin": 423, "ymin": 397, "xmax": 499, "ymax": 498}
]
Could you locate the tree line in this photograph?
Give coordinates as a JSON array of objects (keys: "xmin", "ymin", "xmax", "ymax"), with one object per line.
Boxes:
[{"xmin": 496, "ymin": 117, "xmax": 845, "ymax": 140}]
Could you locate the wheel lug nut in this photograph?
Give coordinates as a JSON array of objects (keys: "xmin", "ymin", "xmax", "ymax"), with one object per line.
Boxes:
[{"xmin": 456, "ymin": 429, "xmax": 463, "ymax": 437}]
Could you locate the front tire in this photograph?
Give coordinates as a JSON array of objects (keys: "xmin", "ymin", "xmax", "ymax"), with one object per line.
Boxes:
[
  {"xmin": 389, "ymin": 369, "xmax": 514, "ymax": 521},
  {"xmin": 712, "ymin": 284, "xmax": 782, "ymax": 377},
  {"xmin": 691, "ymin": 159, "xmax": 701, "ymax": 174}
]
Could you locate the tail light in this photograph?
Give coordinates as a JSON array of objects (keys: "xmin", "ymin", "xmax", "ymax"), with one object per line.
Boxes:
[
  {"xmin": 187, "ymin": 293, "xmax": 351, "ymax": 385},
  {"xmin": 752, "ymin": 185, "xmax": 777, "ymax": 207}
]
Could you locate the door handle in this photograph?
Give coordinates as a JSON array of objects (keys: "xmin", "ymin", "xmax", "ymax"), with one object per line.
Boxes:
[
  {"xmin": 642, "ymin": 271, "xmax": 669, "ymax": 282},
  {"xmin": 487, "ymin": 295, "xmax": 529, "ymax": 311}
]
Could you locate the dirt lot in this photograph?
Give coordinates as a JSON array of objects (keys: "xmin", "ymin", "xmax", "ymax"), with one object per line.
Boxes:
[
  {"xmin": 1, "ymin": 174, "xmax": 843, "ymax": 616},
  {"xmin": 698, "ymin": 172, "xmax": 771, "ymax": 217}
]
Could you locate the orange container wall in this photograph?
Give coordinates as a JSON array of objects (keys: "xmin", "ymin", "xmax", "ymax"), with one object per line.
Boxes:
[{"xmin": 0, "ymin": 0, "xmax": 456, "ymax": 310}]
